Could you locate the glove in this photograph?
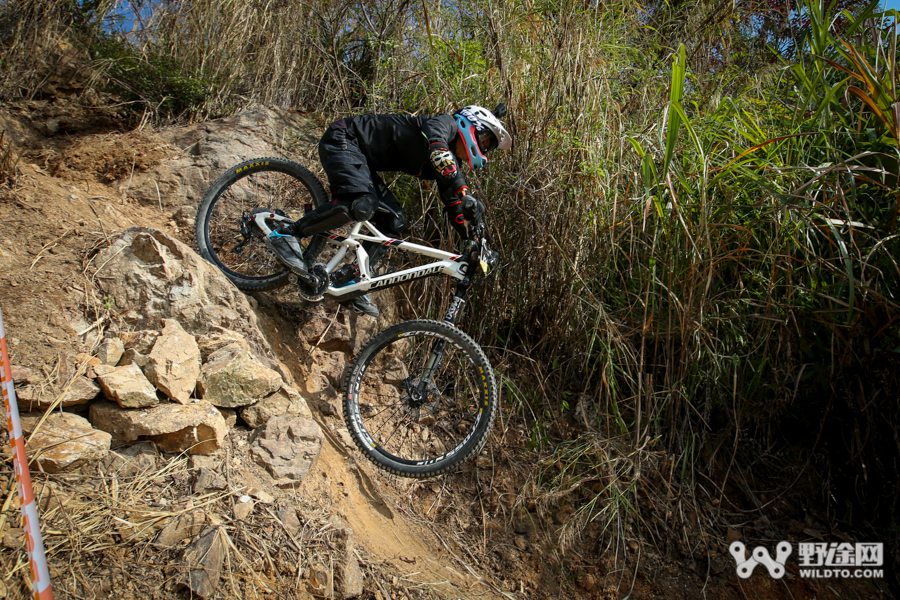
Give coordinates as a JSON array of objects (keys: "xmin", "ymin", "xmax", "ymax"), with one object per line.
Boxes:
[
  {"xmin": 444, "ymin": 195, "xmax": 484, "ymax": 240},
  {"xmin": 462, "ymin": 196, "xmax": 485, "ymax": 222},
  {"xmin": 444, "ymin": 196, "xmax": 470, "ymax": 239}
]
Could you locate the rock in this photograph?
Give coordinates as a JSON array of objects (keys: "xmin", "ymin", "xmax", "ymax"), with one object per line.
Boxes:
[
  {"xmin": 578, "ymin": 572, "xmax": 600, "ymax": 592},
  {"xmin": 75, "ymin": 353, "xmax": 102, "ymax": 369},
  {"xmin": 156, "ymin": 510, "xmax": 206, "ymax": 547},
  {"xmin": 196, "ymin": 328, "xmax": 251, "ymax": 361},
  {"xmin": 301, "ymin": 309, "xmax": 356, "ymax": 354},
  {"xmin": 15, "ymin": 375, "xmax": 100, "ymax": 412},
  {"xmin": 118, "ymin": 348, "xmax": 149, "ymax": 368},
  {"xmin": 95, "ymin": 363, "xmax": 159, "ymax": 408},
  {"xmin": 239, "ymin": 385, "xmax": 314, "ymax": 429},
  {"xmin": 726, "ymin": 527, "xmax": 741, "ymax": 545},
  {"xmin": 198, "ymin": 343, "xmax": 282, "ymax": 408},
  {"xmin": 190, "ymin": 455, "xmax": 220, "ymax": 471},
  {"xmin": 2, "ymin": 528, "xmax": 24, "ymax": 550},
  {"xmin": 233, "ymin": 499, "xmax": 254, "ymax": 521},
  {"xmin": 334, "ymin": 427, "xmax": 356, "ymax": 452},
  {"xmin": 307, "ymin": 564, "xmax": 332, "ymax": 597},
  {"xmin": 172, "ymin": 205, "xmax": 196, "ymax": 230},
  {"xmin": 89, "ymin": 401, "xmax": 227, "ymax": 455},
  {"xmin": 278, "ymin": 508, "xmax": 302, "ymax": 537},
  {"xmin": 249, "ymin": 415, "xmax": 323, "ymax": 487},
  {"xmin": 300, "ymin": 349, "xmax": 347, "ymax": 396},
  {"xmin": 300, "ymin": 305, "xmax": 377, "ymax": 356},
  {"xmin": 193, "ymin": 467, "xmax": 227, "ymax": 493},
  {"xmin": 217, "ymin": 407, "xmax": 237, "ymax": 428},
  {"xmin": 10, "ymin": 365, "xmax": 32, "ymax": 383},
  {"xmin": 97, "ymin": 337, "xmax": 125, "ymax": 366},
  {"xmin": 91, "ymin": 228, "xmax": 291, "ymax": 384},
  {"xmin": 333, "ymin": 527, "xmax": 364, "ymax": 599},
  {"xmin": 99, "ymin": 442, "xmax": 158, "ymax": 477},
  {"xmin": 19, "ymin": 412, "xmax": 111, "ymax": 473},
  {"xmin": 318, "ymin": 401, "xmax": 338, "ymax": 417},
  {"xmin": 178, "ymin": 527, "xmax": 226, "ymax": 599},
  {"xmin": 119, "ymin": 330, "xmax": 160, "ymax": 354},
  {"xmin": 144, "ymin": 319, "xmax": 201, "ymax": 404},
  {"xmin": 249, "ymin": 488, "xmax": 274, "ymax": 504}
]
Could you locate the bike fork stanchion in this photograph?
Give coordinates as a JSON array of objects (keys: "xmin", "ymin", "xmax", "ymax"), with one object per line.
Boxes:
[
  {"xmin": 0, "ymin": 305, "xmax": 54, "ymax": 600},
  {"xmin": 420, "ymin": 284, "xmax": 472, "ymax": 385}
]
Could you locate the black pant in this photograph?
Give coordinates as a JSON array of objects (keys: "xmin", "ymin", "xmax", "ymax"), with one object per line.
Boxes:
[
  {"xmin": 314, "ymin": 119, "xmax": 406, "ymax": 238},
  {"xmin": 302, "ymin": 120, "xmax": 408, "ymax": 268}
]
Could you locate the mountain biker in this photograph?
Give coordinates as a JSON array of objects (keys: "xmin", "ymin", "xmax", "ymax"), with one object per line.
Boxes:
[{"xmin": 266, "ymin": 104, "xmax": 512, "ymax": 318}]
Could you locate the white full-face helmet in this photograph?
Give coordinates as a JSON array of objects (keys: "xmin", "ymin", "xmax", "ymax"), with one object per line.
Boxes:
[{"xmin": 453, "ymin": 104, "xmax": 512, "ymax": 170}]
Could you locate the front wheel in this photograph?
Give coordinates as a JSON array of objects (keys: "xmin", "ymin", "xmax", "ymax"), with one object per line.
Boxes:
[
  {"xmin": 343, "ymin": 320, "xmax": 498, "ymax": 478},
  {"xmin": 195, "ymin": 157, "xmax": 329, "ymax": 291}
]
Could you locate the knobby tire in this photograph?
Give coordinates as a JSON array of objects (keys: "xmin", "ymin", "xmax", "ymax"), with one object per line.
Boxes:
[
  {"xmin": 343, "ymin": 319, "xmax": 498, "ymax": 478},
  {"xmin": 195, "ymin": 157, "xmax": 328, "ymax": 291}
]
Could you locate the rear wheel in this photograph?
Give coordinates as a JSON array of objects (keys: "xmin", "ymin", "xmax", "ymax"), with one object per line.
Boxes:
[
  {"xmin": 343, "ymin": 319, "xmax": 498, "ymax": 478},
  {"xmin": 195, "ymin": 157, "xmax": 329, "ymax": 291}
]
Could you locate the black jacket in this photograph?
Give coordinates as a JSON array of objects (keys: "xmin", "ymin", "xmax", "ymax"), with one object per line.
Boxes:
[{"xmin": 346, "ymin": 114, "xmax": 468, "ymax": 200}]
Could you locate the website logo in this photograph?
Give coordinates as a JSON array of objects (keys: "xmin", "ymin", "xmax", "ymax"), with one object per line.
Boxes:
[
  {"xmin": 730, "ymin": 541, "xmax": 884, "ymax": 579},
  {"xmin": 730, "ymin": 541, "xmax": 792, "ymax": 579}
]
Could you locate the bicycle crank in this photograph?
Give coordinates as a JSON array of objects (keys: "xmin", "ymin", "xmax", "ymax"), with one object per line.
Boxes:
[{"xmin": 296, "ymin": 263, "xmax": 328, "ymax": 301}]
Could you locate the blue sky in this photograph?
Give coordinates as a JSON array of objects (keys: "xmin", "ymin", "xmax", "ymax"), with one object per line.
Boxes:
[{"xmin": 882, "ymin": 0, "xmax": 900, "ymax": 10}]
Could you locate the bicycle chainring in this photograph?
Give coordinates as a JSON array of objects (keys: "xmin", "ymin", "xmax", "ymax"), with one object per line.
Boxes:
[{"xmin": 297, "ymin": 263, "xmax": 328, "ymax": 301}]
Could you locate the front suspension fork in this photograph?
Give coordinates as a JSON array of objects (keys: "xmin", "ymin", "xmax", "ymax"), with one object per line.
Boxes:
[{"xmin": 417, "ymin": 283, "xmax": 471, "ymax": 391}]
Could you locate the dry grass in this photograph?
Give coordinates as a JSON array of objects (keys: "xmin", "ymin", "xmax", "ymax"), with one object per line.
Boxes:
[
  {"xmin": 0, "ymin": 131, "xmax": 19, "ymax": 187},
  {"xmin": 0, "ymin": 434, "xmax": 463, "ymax": 599}
]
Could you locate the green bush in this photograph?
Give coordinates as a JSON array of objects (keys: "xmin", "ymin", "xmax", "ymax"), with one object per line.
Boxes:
[{"xmin": 90, "ymin": 35, "xmax": 212, "ymax": 119}]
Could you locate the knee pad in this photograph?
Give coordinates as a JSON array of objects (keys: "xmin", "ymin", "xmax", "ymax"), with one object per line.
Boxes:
[
  {"xmin": 299, "ymin": 203, "xmax": 352, "ymax": 236},
  {"xmin": 350, "ymin": 194, "xmax": 377, "ymax": 221}
]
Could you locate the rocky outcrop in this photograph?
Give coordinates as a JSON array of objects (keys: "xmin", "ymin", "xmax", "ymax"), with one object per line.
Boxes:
[
  {"xmin": 20, "ymin": 412, "xmax": 111, "ymax": 473},
  {"xmin": 197, "ymin": 343, "xmax": 283, "ymax": 408},
  {"xmin": 90, "ymin": 401, "xmax": 228, "ymax": 455},
  {"xmin": 249, "ymin": 415, "xmax": 323, "ymax": 487},
  {"xmin": 94, "ymin": 363, "xmax": 159, "ymax": 408},
  {"xmin": 116, "ymin": 105, "xmax": 319, "ymax": 211},
  {"xmin": 92, "ymin": 228, "xmax": 291, "ymax": 384}
]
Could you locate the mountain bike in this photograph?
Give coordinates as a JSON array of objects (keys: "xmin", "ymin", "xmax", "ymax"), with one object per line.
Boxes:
[{"xmin": 195, "ymin": 157, "xmax": 500, "ymax": 478}]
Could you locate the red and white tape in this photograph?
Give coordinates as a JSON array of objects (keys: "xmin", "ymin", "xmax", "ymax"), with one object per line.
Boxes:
[{"xmin": 1, "ymin": 304, "xmax": 54, "ymax": 600}]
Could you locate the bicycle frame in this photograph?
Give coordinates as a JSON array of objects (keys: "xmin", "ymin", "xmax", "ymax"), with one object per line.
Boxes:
[
  {"xmin": 251, "ymin": 212, "xmax": 472, "ymax": 309},
  {"xmin": 251, "ymin": 210, "xmax": 483, "ymax": 412}
]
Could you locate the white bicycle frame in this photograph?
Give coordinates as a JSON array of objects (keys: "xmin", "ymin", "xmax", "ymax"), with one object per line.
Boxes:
[{"xmin": 252, "ymin": 212, "xmax": 470, "ymax": 299}]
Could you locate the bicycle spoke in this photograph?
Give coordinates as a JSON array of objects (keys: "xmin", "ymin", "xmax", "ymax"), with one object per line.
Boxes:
[{"xmin": 344, "ymin": 321, "xmax": 497, "ymax": 475}]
